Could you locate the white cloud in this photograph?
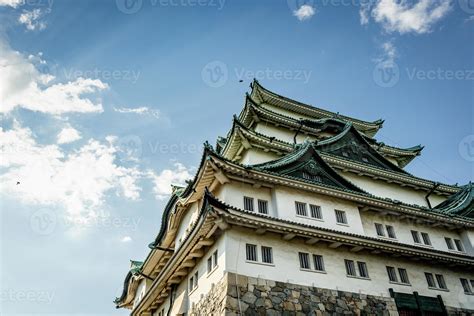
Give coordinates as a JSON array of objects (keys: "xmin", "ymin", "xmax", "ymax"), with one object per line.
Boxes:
[
  {"xmin": 375, "ymin": 41, "xmax": 397, "ymax": 65},
  {"xmin": 0, "ymin": 0, "xmax": 23, "ymax": 7},
  {"xmin": 293, "ymin": 4, "xmax": 316, "ymax": 21},
  {"xmin": 371, "ymin": 0, "xmax": 452, "ymax": 34},
  {"xmin": 57, "ymin": 126, "xmax": 82, "ymax": 144},
  {"xmin": 0, "ymin": 38, "xmax": 108, "ymax": 115},
  {"xmin": 360, "ymin": 2, "xmax": 372, "ymax": 25},
  {"xmin": 120, "ymin": 236, "xmax": 132, "ymax": 243},
  {"xmin": 18, "ymin": 9, "xmax": 47, "ymax": 31},
  {"xmin": 147, "ymin": 162, "xmax": 193, "ymax": 200},
  {"xmin": 113, "ymin": 106, "xmax": 160, "ymax": 119},
  {"xmin": 0, "ymin": 122, "xmax": 142, "ymax": 221}
]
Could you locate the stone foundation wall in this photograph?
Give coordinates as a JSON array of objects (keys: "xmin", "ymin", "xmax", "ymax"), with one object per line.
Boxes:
[
  {"xmin": 225, "ymin": 273, "xmax": 398, "ymax": 316},
  {"xmin": 190, "ymin": 272, "xmax": 472, "ymax": 316}
]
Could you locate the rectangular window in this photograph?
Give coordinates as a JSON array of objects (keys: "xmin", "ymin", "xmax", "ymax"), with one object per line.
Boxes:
[
  {"xmin": 335, "ymin": 210, "xmax": 347, "ymax": 224},
  {"xmin": 213, "ymin": 250, "xmax": 218, "ymax": 268},
  {"xmin": 345, "ymin": 259, "xmax": 356, "ymax": 276},
  {"xmin": 436, "ymin": 274, "xmax": 447, "ymax": 289},
  {"xmin": 386, "ymin": 225, "xmax": 396, "ymax": 239},
  {"xmin": 295, "ymin": 202, "xmax": 307, "ymax": 216},
  {"xmin": 189, "ymin": 276, "xmax": 194, "ymax": 292},
  {"xmin": 421, "ymin": 232, "xmax": 431, "ymax": 246},
  {"xmin": 411, "ymin": 230, "xmax": 421, "ymax": 243},
  {"xmin": 243, "ymin": 196, "xmax": 254, "ymax": 212},
  {"xmin": 386, "ymin": 266, "xmax": 398, "ymax": 282},
  {"xmin": 207, "ymin": 256, "xmax": 212, "ymax": 273},
  {"xmin": 246, "ymin": 244, "xmax": 257, "ymax": 262},
  {"xmin": 398, "ymin": 268, "xmax": 410, "ymax": 284},
  {"xmin": 261, "ymin": 246, "xmax": 273, "ymax": 264},
  {"xmin": 454, "ymin": 239, "xmax": 464, "ymax": 252},
  {"xmin": 309, "ymin": 204, "xmax": 322, "ymax": 219},
  {"xmin": 445, "ymin": 237, "xmax": 454, "ymax": 250},
  {"xmin": 194, "ymin": 271, "xmax": 198, "ymax": 288},
  {"xmin": 299, "ymin": 252, "xmax": 310, "ymax": 269},
  {"xmin": 357, "ymin": 261, "xmax": 369, "ymax": 278},
  {"xmin": 375, "ymin": 223, "xmax": 385, "ymax": 236},
  {"xmin": 461, "ymin": 278, "xmax": 472, "ymax": 293},
  {"xmin": 425, "ymin": 273, "xmax": 436, "ymax": 288},
  {"xmin": 313, "ymin": 255, "xmax": 325, "ymax": 271},
  {"xmin": 257, "ymin": 200, "xmax": 268, "ymax": 214}
]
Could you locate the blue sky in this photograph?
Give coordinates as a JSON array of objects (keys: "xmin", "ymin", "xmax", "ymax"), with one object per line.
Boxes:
[{"xmin": 0, "ymin": 0, "xmax": 472, "ymax": 314}]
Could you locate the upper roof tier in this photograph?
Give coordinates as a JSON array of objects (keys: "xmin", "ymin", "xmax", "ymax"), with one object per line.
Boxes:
[
  {"xmin": 250, "ymin": 79, "xmax": 384, "ymax": 137},
  {"xmin": 238, "ymin": 94, "xmax": 423, "ymax": 167}
]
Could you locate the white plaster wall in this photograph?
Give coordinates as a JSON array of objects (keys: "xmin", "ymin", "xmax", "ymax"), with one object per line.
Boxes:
[
  {"xmin": 342, "ymin": 171, "xmax": 446, "ymax": 207},
  {"xmin": 151, "ymin": 236, "xmax": 226, "ymax": 315},
  {"xmin": 273, "ymin": 186, "xmax": 365, "ymax": 235},
  {"xmin": 239, "ymin": 148, "xmax": 278, "ymax": 165},
  {"xmin": 461, "ymin": 230, "xmax": 474, "ymax": 256},
  {"xmin": 174, "ymin": 202, "xmax": 199, "ymax": 249},
  {"xmin": 260, "ymin": 104, "xmax": 315, "ymax": 121},
  {"xmin": 133, "ymin": 279, "xmax": 147, "ymax": 310},
  {"xmin": 254, "ymin": 123, "xmax": 317, "ymax": 145},
  {"xmin": 224, "ymin": 228, "xmax": 474, "ymax": 310},
  {"xmin": 361, "ymin": 211, "xmax": 468, "ymax": 254},
  {"xmin": 218, "ymin": 182, "xmax": 275, "ymax": 217},
  {"xmin": 186, "ymin": 236, "xmax": 226, "ymax": 310}
]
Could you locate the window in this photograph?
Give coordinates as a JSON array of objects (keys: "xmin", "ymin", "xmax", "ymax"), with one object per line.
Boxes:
[
  {"xmin": 299, "ymin": 252, "xmax": 310, "ymax": 269},
  {"xmin": 375, "ymin": 223, "xmax": 385, "ymax": 236},
  {"xmin": 421, "ymin": 232, "xmax": 431, "ymax": 246},
  {"xmin": 425, "ymin": 273, "xmax": 436, "ymax": 288},
  {"xmin": 261, "ymin": 246, "xmax": 273, "ymax": 264},
  {"xmin": 243, "ymin": 196, "xmax": 254, "ymax": 212},
  {"xmin": 357, "ymin": 261, "xmax": 369, "ymax": 278},
  {"xmin": 246, "ymin": 244, "xmax": 257, "ymax": 261},
  {"xmin": 313, "ymin": 255, "xmax": 325, "ymax": 271},
  {"xmin": 399, "ymin": 268, "xmax": 410, "ymax": 284},
  {"xmin": 295, "ymin": 202, "xmax": 307, "ymax": 216},
  {"xmin": 461, "ymin": 279, "xmax": 473, "ymax": 294},
  {"xmin": 257, "ymin": 199, "xmax": 268, "ymax": 214},
  {"xmin": 386, "ymin": 266, "xmax": 398, "ymax": 282},
  {"xmin": 213, "ymin": 250, "xmax": 218, "ymax": 267},
  {"xmin": 335, "ymin": 210, "xmax": 347, "ymax": 224},
  {"xmin": 436, "ymin": 274, "xmax": 447, "ymax": 289},
  {"xmin": 345, "ymin": 259, "xmax": 356, "ymax": 276},
  {"xmin": 386, "ymin": 225, "xmax": 396, "ymax": 239},
  {"xmin": 454, "ymin": 239, "xmax": 464, "ymax": 252},
  {"xmin": 362, "ymin": 157, "xmax": 369, "ymax": 163},
  {"xmin": 189, "ymin": 272, "xmax": 198, "ymax": 292},
  {"xmin": 411, "ymin": 230, "xmax": 421, "ymax": 243},
  {"xmin": 342, "ymin": 151, "xmax": 349, "ymax": 158},
  {"xmin": 445, "ymin": 237, "xmax": 454, "ymax": 250},
  {"xmin": 387, "ymin": 267, "xmax": 410, "ymax": 284},
  {"xmin": 207, "ymin": 250, "xmax": 218, "ymax": 273},
  {"xmin": 189, "ymin": 276, "xmax": 194, "ymax": 291},
  {"xmin": 207, "ymin": 256, "xmax": 212, "ymax": 273},
  {"xmin": 426, "ymin": 273, "xmax": 448, "ymax": 290},
  {"xmin": 310, "ymin": 204, "xmax": 322, "ymax": 219}
]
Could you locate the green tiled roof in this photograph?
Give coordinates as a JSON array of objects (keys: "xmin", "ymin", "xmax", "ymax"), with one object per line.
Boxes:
[
  {"xmin": 434, "ymin": 182, "xmax": 474, "ymax": 218},
  {"xmin": 251, "ymin": 140, "xmax": 365, "ymax": 193}
]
